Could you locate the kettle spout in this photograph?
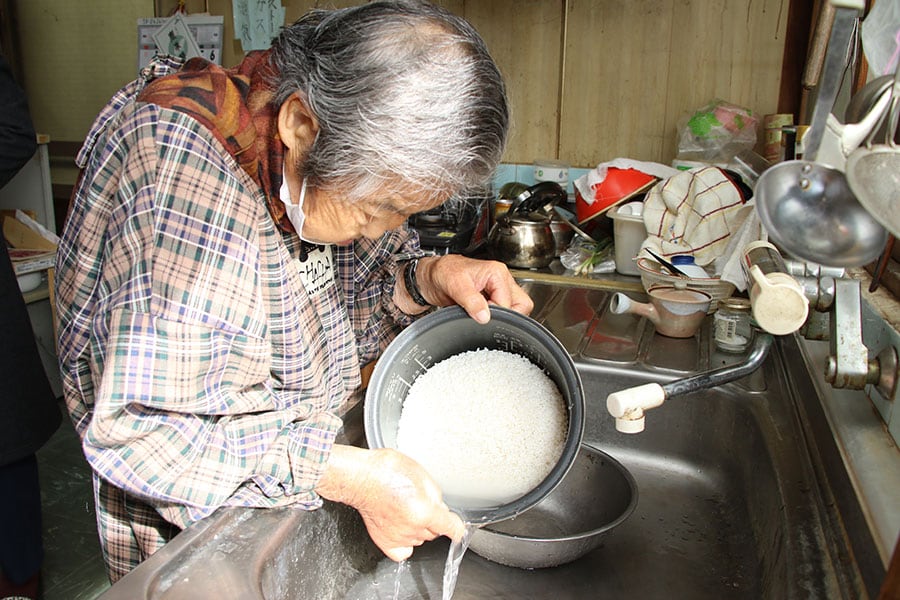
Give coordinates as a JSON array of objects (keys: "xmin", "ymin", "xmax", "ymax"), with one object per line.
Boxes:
[
  {"xmin": 610, "ymin": 289, "xmax": 709, "ymax": 338},
  {"xmin": 609, "ymin": 292, "xmax": 660, "ymax": 326}
]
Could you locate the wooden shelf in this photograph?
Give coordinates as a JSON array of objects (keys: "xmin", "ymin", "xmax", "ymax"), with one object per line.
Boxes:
[{"xmin": 22, "ymin": 278, "xmax": 50, "ymax": 304}]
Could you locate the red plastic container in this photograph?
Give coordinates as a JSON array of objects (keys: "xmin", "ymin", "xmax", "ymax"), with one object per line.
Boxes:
[{"xmin": 575, "ymin": 168, "xmax": 657, "ymax": 224}]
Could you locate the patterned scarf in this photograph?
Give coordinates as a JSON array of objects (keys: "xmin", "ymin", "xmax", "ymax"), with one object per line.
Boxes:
[{"xmin": 137, "ymin": 50, "xmax": 295, "ymax": 233}]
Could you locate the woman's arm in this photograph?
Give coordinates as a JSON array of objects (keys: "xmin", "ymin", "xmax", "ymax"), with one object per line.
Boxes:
[
  {"xmin": 406, "ymin": 254, "xmax": 534, "ymax": 323},
  {"xmin": 341, "ymin": 232, "xmax": 533, "ymax": 370},
  {"xmin": 316, "ymin": 444, "xmax": 465, "ymax": 561},
  {"xmin": 57, "ymin": 104, "xmax": 343, "ymax": 528}
]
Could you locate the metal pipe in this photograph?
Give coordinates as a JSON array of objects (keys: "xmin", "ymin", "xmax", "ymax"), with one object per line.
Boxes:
[
  {"xmin": 661, "ymin": 333, "xmax": 774, "ymax": 399},
  {"xmin": 606, "ymin": 333, "xmax": 775, "ymax": 433}
]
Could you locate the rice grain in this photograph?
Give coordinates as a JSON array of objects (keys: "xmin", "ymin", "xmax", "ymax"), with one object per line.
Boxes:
[{"xmin": 396, "ymin": 349, "xmax": 567, "ymax": 505}]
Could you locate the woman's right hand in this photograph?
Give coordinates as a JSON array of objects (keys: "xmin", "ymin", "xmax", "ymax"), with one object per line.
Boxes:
[{"xmin": 316, "ymin": 444, "xmax": 465, "ymax": 561}]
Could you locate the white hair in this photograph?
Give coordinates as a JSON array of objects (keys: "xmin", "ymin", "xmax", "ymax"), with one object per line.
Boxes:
[{"xmin": 269, "ymin": 0, "xmax": 509, "ymax": 207}]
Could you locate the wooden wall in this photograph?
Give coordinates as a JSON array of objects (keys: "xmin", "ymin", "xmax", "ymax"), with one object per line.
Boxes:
[
  {"xmin": 13, "ymin": 0, "xmax": 150, "ymax": 146},
  {"xmin": 561, "ymin": 0, "xmax": 789, "ymax": 166},
  {"xmin": 15, "ymin": 0, "xmax": 791, "ymax": 168}
]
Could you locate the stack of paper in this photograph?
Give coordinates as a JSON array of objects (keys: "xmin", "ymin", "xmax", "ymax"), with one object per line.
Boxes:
[{"xmin": 4, "ymin": 210, "xmax": 57, "ymax": 275}]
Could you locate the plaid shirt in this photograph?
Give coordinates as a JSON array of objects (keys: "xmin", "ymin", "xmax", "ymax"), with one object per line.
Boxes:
[{"xmin": 55, "ymin": 59, "xmax": 421, "ymax": 576}]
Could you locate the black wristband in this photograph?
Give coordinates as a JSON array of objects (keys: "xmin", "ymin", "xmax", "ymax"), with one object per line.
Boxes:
[{"xmin": 403, "ymin": 258, "xmax": 431, "ymax": 307}]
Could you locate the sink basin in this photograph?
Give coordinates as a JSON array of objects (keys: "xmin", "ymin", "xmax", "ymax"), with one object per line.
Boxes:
[{"xmin": 99, "ymin": 281, "xmax": 880, "ymax": 599}]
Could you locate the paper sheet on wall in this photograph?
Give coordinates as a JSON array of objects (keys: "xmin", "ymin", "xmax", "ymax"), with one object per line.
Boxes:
[
  {"xmin": 233, "ymin": 0, "xmax": 286, "ymax": 52},
  {"xmin": 152, "ymin": 13, "xmax": 203, "ymax": 61}
]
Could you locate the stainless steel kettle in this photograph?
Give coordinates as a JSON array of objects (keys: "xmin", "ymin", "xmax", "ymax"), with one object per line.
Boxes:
[
  {"xmin": 488, "ymin": 181, "xmax": 566, "ymax": 269},
  {"xmin": 488, "ymin": 213, "xmax": 556, "ymax": 268}
]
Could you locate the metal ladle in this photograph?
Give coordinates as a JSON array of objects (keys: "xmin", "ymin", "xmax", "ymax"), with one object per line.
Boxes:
[
  {"xmin": 553, "ymin": 205, "xmax": 599, "ymax": 244},
  {"xmin": 845, "ymin": 56, "xmax": 900, "ymax": 239},
  {"xmin": 754, "ymin": 0, "xmax": 887, "ymax": 268}
]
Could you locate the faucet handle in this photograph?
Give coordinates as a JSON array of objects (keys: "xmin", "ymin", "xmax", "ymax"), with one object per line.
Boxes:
[
  {"xmin": 824, "ymin": 278, "xmax": 869, "ymax": 389},
  {"xmin": 742, "ymin": 242, "xmax": 809, "ymax": 335},
  {"xmin": 747, "ymin": 265, "xmax": 809, "ymax": 335},
  {"xmin": 606, "ymin": 383, "xmax": 666, "ymax": 434}
]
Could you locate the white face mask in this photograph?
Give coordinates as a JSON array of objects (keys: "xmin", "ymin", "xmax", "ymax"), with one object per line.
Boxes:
[{"xmin": 280, "ymin": 169, "xmax": 315, "ymax": 242}]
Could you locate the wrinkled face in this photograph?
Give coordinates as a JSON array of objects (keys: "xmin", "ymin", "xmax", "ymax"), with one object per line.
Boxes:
[
  {"xmin": 301, "ymin": 185, "xmax": 445, "ymax": 244},
  {"xmin": 276, "ymin": 95, "xmax": 448, "ymax": 243}
]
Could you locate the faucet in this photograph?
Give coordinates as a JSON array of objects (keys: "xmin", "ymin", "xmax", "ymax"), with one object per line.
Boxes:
[
  {"xmin": 607, "ymin": 256, "xmax": 899, "ymax": 434},
  {"xmin": 789, "ymin": 260, "xmax": 898, "ymax": 398},
  {"xmin": 606, "ymin": 333, "xmax": 774, "ymax": 433}
]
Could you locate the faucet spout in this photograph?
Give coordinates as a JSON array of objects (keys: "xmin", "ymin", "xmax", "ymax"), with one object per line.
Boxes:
[
  {"xmin": 661, "ymin": 333, "xmax": 774, "ymax": 399},
  {"xmin": 606, "ymin": 333, "xmax": 774, "ymax": 433}
]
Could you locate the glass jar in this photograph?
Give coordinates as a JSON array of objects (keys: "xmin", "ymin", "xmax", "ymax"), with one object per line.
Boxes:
[{"xmin": 714, "ymin": 297, "xmax": 754, "ymax": 353}]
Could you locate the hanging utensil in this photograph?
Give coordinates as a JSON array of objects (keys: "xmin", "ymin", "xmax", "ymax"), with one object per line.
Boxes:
[
  {"xmin": 845, "ymin": 55, "xmax": 900, "ymax": 239},
  {"xmin": 754, "ymin": 159, "xmax": 887, "ymax": 267},
  {"xmin": 803, "ymin": 1, "xmax": 860, "ymax": 161},
  {"xmin": 755, "ymin": 0, "xmax": 888, "ymax": 268},
  {"xmin": 869, "ymin": 235, "xmax": 895, "ymax": 292},
  {"xmin": 553, "ymin": 205, "xmax": 599, "ymax": 244},
  {"xmin": 506, "ymin": 181, "xmax": 566, "ymax": 218},
  {"xmin": 816, "ymin": 84, "xmax": 893, "ymax": 169},
  {"xmin": 845, "ymin": 74, "xmax": 900, "ymax": 145}
]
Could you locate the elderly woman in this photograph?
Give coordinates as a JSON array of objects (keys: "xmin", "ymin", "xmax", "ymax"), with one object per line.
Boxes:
[{"xmin": 55, "ymin": 0, "xmax": 530, "ymax": 583}]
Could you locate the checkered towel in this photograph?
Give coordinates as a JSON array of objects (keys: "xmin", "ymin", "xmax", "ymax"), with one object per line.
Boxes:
[
  {"xmin": 641, "ymin": 166, "xmax": 754, "ymax": 269},
  {"xmin": 639, "ymin": 166, "xmax": 766, "ymax": 291}
]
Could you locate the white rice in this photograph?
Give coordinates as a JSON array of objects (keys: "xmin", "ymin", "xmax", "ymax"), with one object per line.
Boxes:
[{"xmin": 396, "ymin": 349, "xmax": 567, "ymax": 505}]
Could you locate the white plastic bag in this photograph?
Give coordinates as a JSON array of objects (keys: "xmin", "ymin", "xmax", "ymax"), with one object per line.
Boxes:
[
  {"xmin": 862, "ymin": 1, "xmax": 900, "ymax": 77},
  {"xmin": 559, "ymin": 238, "xmax": 615, "ymax": 275},
  {"xmin": 676, "ymin": 99, "xmax": 758, "ymax": 163}
]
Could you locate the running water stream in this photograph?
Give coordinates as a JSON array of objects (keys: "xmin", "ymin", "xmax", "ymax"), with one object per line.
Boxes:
[
  {"xmin": 389, "ymin": 523, "xmax": 477, "ymax": 600},
  {"xmin": 391, "ymin": 558, "xmax": 409, "ymax": 600},
  {"xmin": 441, "ymin": 524, "xmax": 476, "ymax": 600}
]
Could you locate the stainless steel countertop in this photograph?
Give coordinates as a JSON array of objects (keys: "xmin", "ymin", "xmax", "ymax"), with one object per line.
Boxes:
[{"xmin": 800, "ymin": 338, "xmax": 900, "ymax": 566}]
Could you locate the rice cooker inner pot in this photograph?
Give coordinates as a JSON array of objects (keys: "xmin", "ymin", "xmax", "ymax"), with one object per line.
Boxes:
[{"xmin": 364, "ymin": 305, "xmax": 585, "ymax": 525}]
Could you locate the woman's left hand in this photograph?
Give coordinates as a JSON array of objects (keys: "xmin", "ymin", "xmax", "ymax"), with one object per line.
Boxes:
[{"xmin": 414, "ymin": 255, "xmax": 533, "ymax": 323}]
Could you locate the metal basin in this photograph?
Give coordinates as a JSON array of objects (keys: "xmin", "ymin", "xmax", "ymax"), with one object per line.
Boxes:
[
  {"xmin": 467, "ymin": 443, "xmax": 637, "ymax": 569},
  {"xmin": 99, "ymin": 281, "xmax": 877, "ymax": 600}
]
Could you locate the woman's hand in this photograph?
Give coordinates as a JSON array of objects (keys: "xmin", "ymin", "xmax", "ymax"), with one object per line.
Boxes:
[
  {"xmin": 316, "ymin": 445, "xmax": 465, "ymax": 561},
  {"xmin": 414, "ymin": 255, "xmax": 533, "ymax": 323}
]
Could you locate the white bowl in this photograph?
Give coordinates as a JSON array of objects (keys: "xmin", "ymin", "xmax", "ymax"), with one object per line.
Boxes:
[
  {"xmin": 636, "ymin": 257, "xmax": 735, "ymax": 312},
  {"xmin": 17, "ymin": 272, "xmax": 42, "ymax": 293}
]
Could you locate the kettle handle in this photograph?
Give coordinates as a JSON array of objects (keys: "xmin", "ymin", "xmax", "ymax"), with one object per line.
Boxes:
[{"xmin": 508, "ymin": 181, "xmax": 566, "ymax": 216}]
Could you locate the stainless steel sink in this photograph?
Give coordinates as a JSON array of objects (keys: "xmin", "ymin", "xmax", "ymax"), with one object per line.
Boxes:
[{"xmin": 99, "ymin": 281, "xmax": 882, "ymax": 599}]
